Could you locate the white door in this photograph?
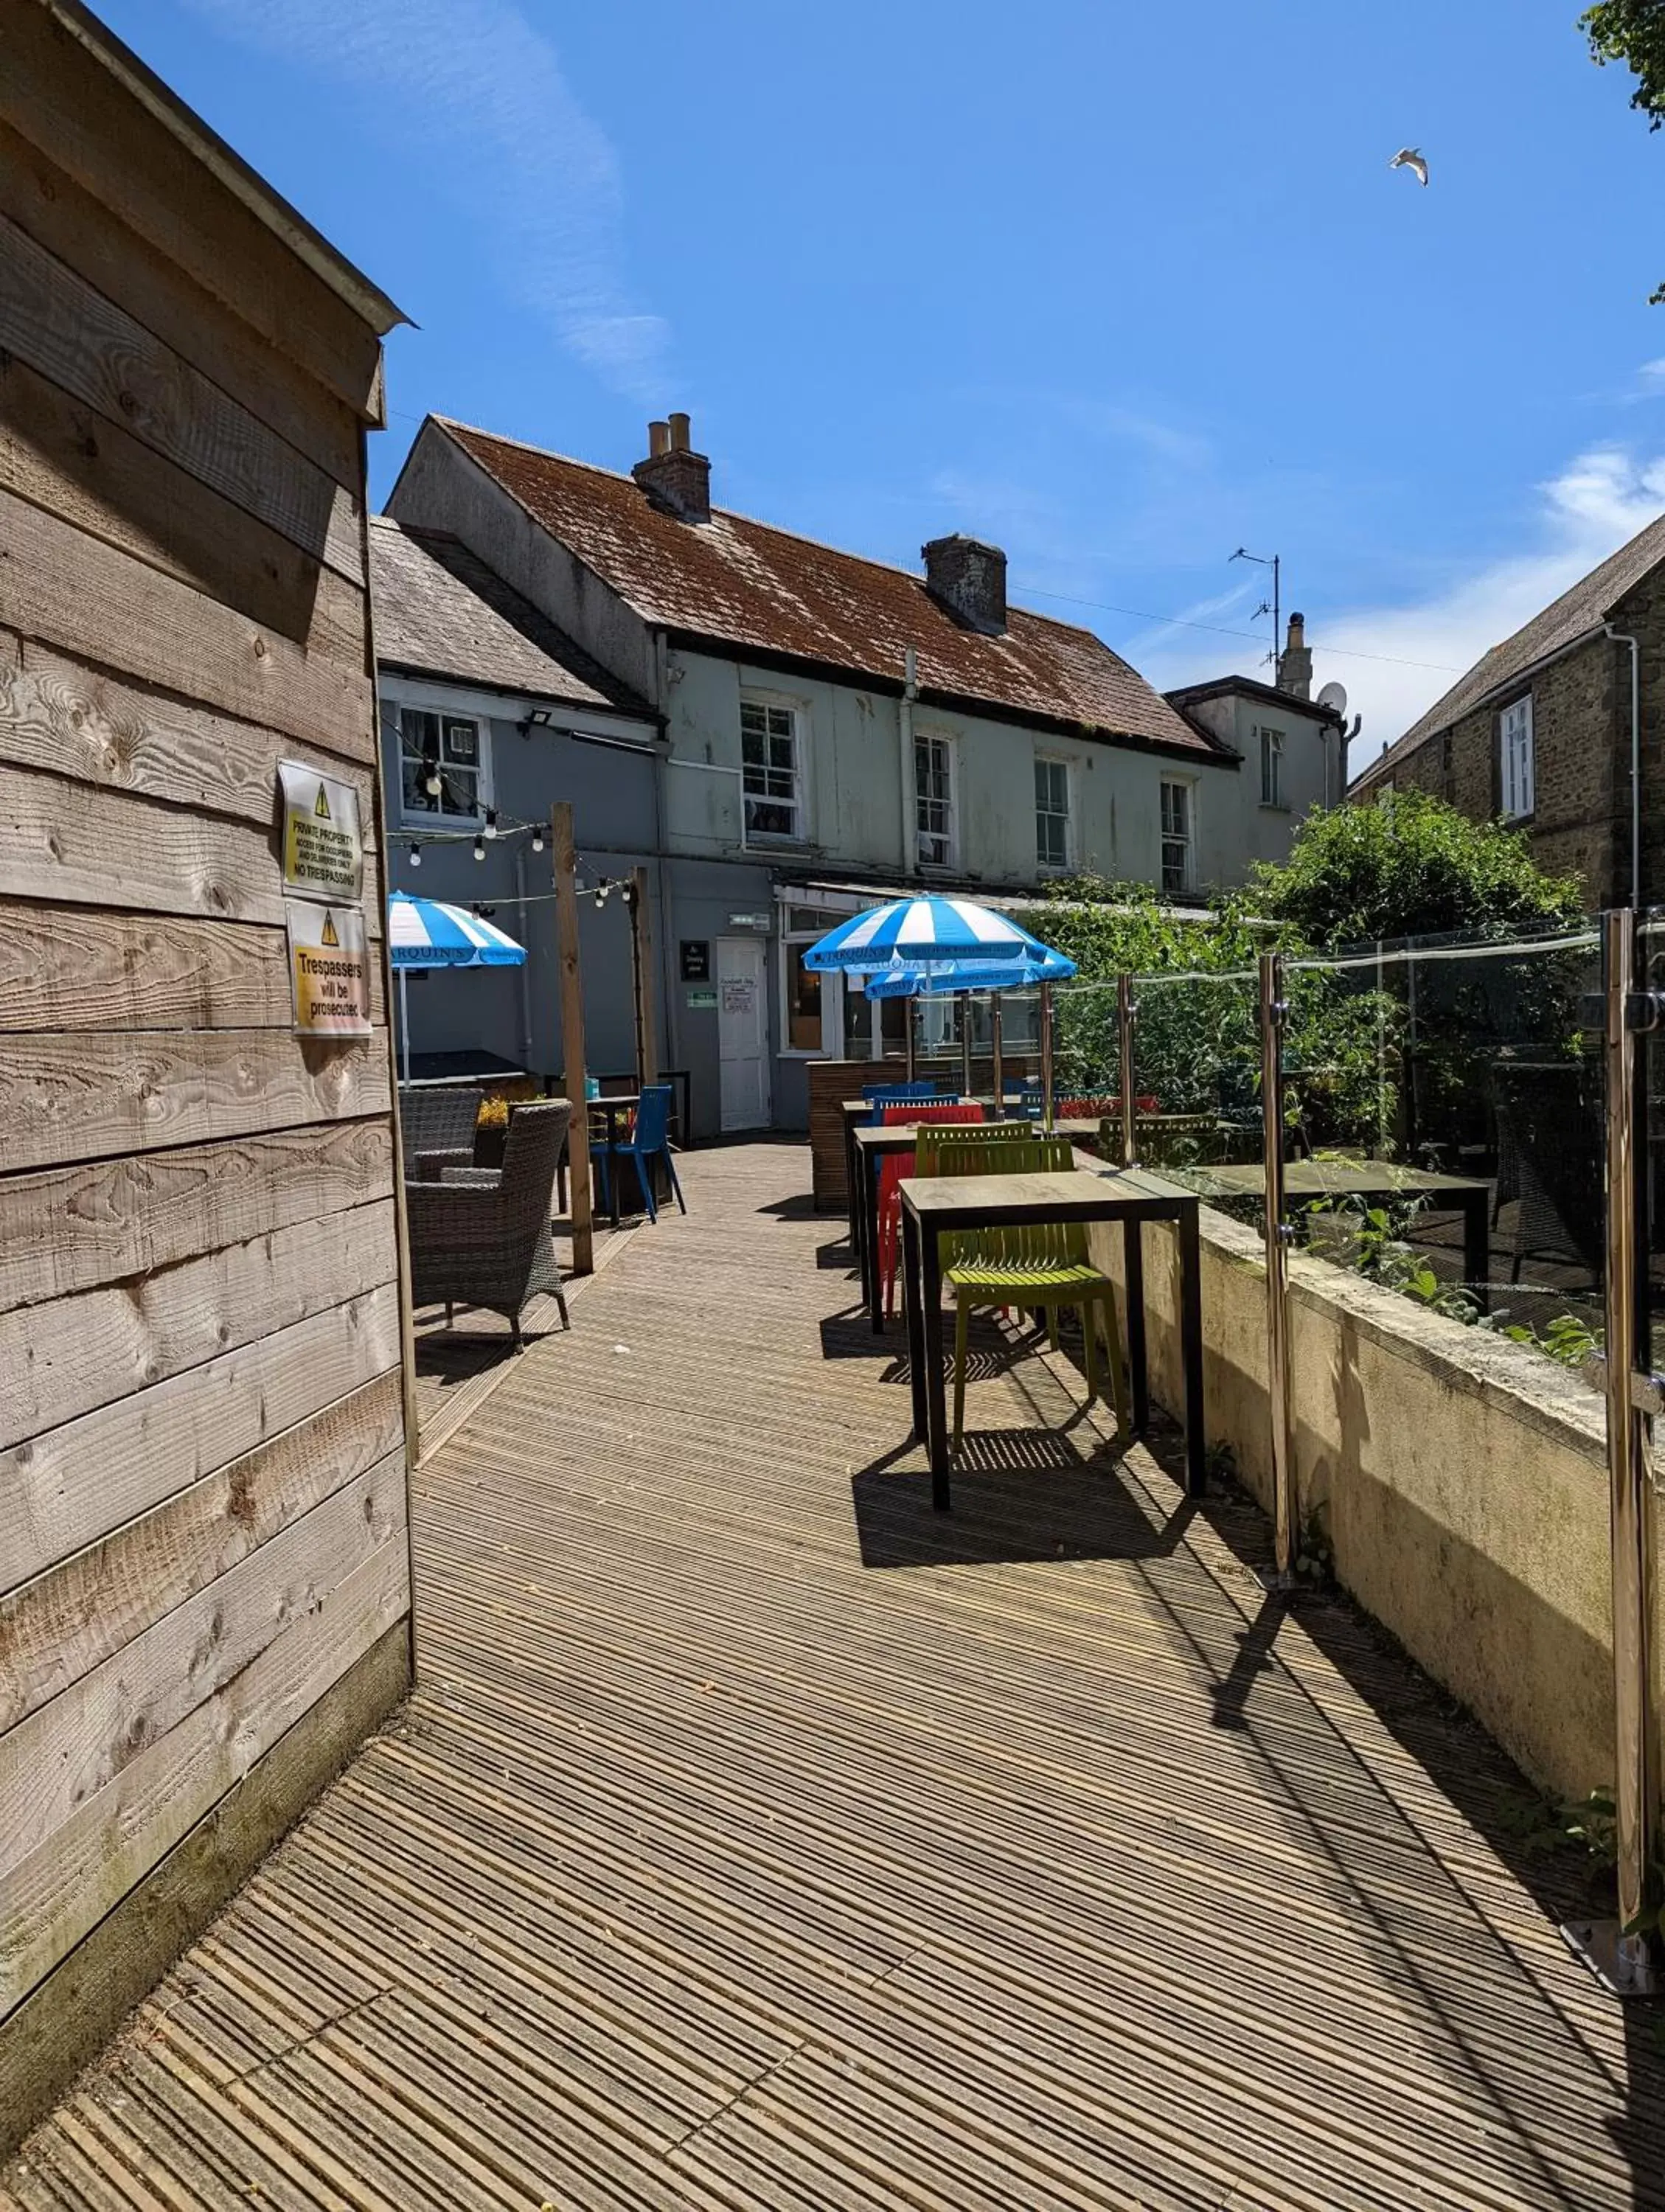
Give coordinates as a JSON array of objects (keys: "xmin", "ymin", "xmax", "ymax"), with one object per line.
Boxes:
[{"xmin": 717, "ymin": 937, "xmax": 770, "ymax": 1131}]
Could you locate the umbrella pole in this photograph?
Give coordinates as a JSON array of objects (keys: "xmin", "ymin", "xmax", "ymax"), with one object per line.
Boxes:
[
  {"xmin": 1041, "ymin": 981, "xmax": 1054, "ymax": 1133},
  {"xmin": 990, "ymin": 992, "xmax": 1004, "ymax": 1119},
  {"xmin": 959, "ymin": 992, "xmax": 973, "ymax": 1102},
  {"xmin": 905, "ymin": 993, "xmax": 916, "ymax": 1082},
  {"xmin": 399, "ymin": 967, "xmax": 411, "ymax": 1085}
]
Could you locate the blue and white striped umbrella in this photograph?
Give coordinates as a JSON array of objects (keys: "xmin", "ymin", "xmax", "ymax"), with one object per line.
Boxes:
[
  {"xmin": 802, "ymin": 897, "xmax": 1047, "ymax": 973},
  {"xmin": 863, "ymin": 945, "xmax": 1077, "ymax": 998},
  {"xmin": 387, "ymin": 893, "xmax": 526, "ymax": 969}
]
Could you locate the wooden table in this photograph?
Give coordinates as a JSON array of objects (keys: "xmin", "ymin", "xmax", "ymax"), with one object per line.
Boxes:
[
  {"xmin": 855, "ymin": 1119, "xmax": 1108, "ymax": 1333},
  {"xmin": 900, "ymin": 1166, "xmax": 1206, "ymax": 1510},
  {"xmin": 1188, "ymin": 1158, "xmax": 1492, "ymax": 1307}
]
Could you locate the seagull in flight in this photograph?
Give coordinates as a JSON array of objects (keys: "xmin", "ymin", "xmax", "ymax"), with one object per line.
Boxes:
[{"xmin": 1389, "ymin": 147, "xmax": 1429, "ymax": 187}]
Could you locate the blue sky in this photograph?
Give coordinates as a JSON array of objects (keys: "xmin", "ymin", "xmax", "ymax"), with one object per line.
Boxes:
[{"xmin": 97, "ymin": 0, "xmax": 1665, "ymax": 761}]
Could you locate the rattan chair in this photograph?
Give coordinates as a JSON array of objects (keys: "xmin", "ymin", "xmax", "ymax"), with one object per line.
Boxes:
[
  {"xmin": 397, "ymin": 1085, "xmax": 482, "ymax": 1181},
  {"xmin": 407, "ymin": 1100, "xmax": 571, "ymax": 1344}
]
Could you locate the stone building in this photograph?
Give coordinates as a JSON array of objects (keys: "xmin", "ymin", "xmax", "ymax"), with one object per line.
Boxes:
[{"xmin": 1351, "ymin": 512, "xmax": 1665, "ymax": 907}]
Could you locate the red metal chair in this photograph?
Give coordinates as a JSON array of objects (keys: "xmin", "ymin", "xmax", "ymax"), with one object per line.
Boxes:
[{"xmin": 875, "ymin": 1102, "xmax": 987, "ymax": 1317}]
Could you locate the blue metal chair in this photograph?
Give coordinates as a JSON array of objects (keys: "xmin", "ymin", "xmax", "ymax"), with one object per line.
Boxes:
[
  {"xmin": 861, "ymin": 1081, "xmax": 959, "ymax": 1126},
  {"xmin": 591, "ymin": 1083, "xmax": 686, "ymax": 1223}
]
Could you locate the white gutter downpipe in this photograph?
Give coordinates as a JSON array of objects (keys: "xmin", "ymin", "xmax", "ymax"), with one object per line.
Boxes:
[
  {"xmin": 900, "ymin": 646, "xmax": 918, "ymax": 876},
  {"xmin": 1605, "ymin": 624, "xmax": 1642, "ymax": 908}
]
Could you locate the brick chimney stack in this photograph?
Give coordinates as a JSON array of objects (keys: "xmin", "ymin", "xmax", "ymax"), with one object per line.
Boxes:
[
  {"xmin": 1276, "ymin": 611, "xmax": 1313, "ymax": 700},
  {"xmin": 922, "ymin": 535, "xmax": 1007, "ymax": 636},
  {"xmin": 633, "ymin": 411, "xmax": 711, "ymax": 524}
]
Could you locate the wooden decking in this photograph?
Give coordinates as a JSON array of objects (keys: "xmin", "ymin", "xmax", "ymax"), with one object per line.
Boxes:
[{"xmin": 7, "ymin": 1139, "xmax": 1665, "ymax": 2211}]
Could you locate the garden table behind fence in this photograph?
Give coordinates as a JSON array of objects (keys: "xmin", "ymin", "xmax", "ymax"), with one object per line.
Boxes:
[
  {"xmin": 1185, "ymin": 1158, "xmax": 1492, "ymax": 1307},
  {"xmin": 899, "ymin": 1166, "xmax": 1206, "ymax": 1509}
]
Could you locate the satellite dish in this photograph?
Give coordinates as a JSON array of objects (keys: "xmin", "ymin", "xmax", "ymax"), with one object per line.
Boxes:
[{"xmin": 1317, "ymin": 681, "xmax": 1348, "ymax": 717}]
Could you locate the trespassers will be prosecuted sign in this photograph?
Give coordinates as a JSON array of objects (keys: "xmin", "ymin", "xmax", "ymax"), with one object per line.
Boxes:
[{"xmin": 284, "ymin": 900, "xmax": 372, "ymax": 1037}]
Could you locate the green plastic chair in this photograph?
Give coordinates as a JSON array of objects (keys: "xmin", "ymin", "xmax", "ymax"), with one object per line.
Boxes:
[
  {"xmin": 911, "ymin": 1130, "xmax": 1127, "ymax": 1449},
  {"xmin": 914, "ymin": 1124, "xmax": 1063, "ymax": 1179}
]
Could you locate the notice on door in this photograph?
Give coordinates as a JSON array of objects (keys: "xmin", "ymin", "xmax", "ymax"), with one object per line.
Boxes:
[
  {"xmin": 278, "ymin": 759, "xmax": 364, "ymax": 902},
  {"xmin": 285, "ymin": 899, "xmax": 372, "ymax": 1036},
  {"xmin": 721, "ymin": 976, "xmax": 757, "ymax": 1016}
]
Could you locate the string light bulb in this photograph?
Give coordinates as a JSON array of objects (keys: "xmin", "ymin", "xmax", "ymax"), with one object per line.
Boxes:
[
  {"xmin": 409, "ymin": 842, "xmax": 421, "ymax": 868},
  {"xmin": 473, "ymin": 834, "xmax": 486, "ymax": 862},
  {"xmin": 484, "ymin": 808, "xmax": 498, "ymax": 840},
  {"xmin": 531, "ymin": 827, "xmax": 544, "ymax": 852},
  {"xmin": 423, "ymin": 757, "xmax": 442, "ymax": 797}
]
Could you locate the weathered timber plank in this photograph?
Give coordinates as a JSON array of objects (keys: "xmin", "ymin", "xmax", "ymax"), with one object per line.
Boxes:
[
  {"xmin": 0, "ymin": 352, "xmax": 369, "ymax": 644},
  {"xmin": 0, "ymin": 212, "xmax": 364, "ymax": 585},
  {"xmin": 0, "ymin": 1623, "xmax": 408, "ymax": 2162},
  {"xmin": 0, "ymin": 908, "xmax": 386, "ymax": 1036},
  {"xmin": 0, "ymin": 1119, "xmax": 394, "ymax": 1316},
  {"xmin": 0, "ymin": 7, "xmax": 385, "ymax": 423},
  {"xmin": 0, "ymin": 1197, "xmax": 398, "ymax": 1450},
  {"xmin": 0, "ymin": 118, "xmax": 362, "ymax": 493},
  {"xmin": 0, "ymin": 1463, "xmax": 406, "ymax": 1877},
  {"xmin": 0, "ymin": 1377, "xmax": 403, "ymax": 1733},
  {"xmin": 0, "ymin": 490, "xmax": 373, "ymax": 757},
  {"xmin": 0, "ymin": 1282, "xmax": 403, "ymax": 1593},
  {"xmin": 0, "ymin": 762, "xmax": 283, "ymax": 922},
  {"xmin": 3, "ymin": 1027, "xmax": 390, "ymax": 1176},
  {"xmin": 4, "ymin": 644, "xmax": 377, "ymax": 823},
  {"xmin": 0, "ymin": 1539, "xmax": 409, "ymax": 2018}
]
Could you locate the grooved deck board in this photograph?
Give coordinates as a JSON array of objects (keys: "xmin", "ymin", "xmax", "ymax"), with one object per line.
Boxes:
[{"xmin": 7, "ymin": 1142, "xmax": 1664, "ymax": 2210}]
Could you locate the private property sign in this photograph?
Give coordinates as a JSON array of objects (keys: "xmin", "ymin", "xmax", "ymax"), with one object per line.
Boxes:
[
  {"xmin": 278, "ymin": 759, "xmax": 364, "ymax": 902},
  {"xmin": 285, "ymin": 898, "xmax": 372, "ymax": 1036}
]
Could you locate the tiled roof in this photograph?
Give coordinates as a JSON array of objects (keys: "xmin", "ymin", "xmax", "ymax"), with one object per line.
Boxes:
[
  {"xmin": 1353, "ymin": 509, "xmax": 1665, "ymax": 793},
  {"xmin": 369, "ymin": 517, "xmax": 652, "ymax": 717},
  {"xmin": 436, "ymin": 420, "xmax": 1227, "ymax": 760}
]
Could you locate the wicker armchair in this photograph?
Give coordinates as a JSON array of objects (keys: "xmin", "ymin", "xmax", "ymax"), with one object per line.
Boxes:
[
  {"xmin": 406, "ymin": 1101, "xmax": 572, "ymax": 1344},
  {"xmin": 397, "ymin": 1085, "xmax": 482, "ymax": 1182}
]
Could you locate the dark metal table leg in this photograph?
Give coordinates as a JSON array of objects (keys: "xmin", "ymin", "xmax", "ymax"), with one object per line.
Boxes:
[
  {"xmin": 903, "ymin": 1207, "xmax": 927, "ymax": 1443},
  {"xmin": 1463, "ymin": 1192, "xmax": 1490, "ymax": 1313},
  {"xmin": 845, "ymin": 1117, "xmax": 861, "ymax": 1260},
  {"xmin": 1179, "ymin": 1202, "xmax": 1206, "ymax": 1495},
  {"xmin": 922, "ymin": 1225, "xmax": 950, "ymax": 1509},
  {"xmin": 867, "ymin": 1152, "xmax": 886, "ymax": 1333},
  {"xmin": 1123, "ymin": 1216, "xmax": 1150, "ymax": 1435}
]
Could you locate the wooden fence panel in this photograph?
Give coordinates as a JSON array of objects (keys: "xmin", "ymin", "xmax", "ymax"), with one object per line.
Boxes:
[
  {"xmin": 0, "ymin": 31, "xmax": 409, "ymax": 2095},
  {"xmin": 0, "ymin": 1121, "xmax": 394, "ymax": 1315}
]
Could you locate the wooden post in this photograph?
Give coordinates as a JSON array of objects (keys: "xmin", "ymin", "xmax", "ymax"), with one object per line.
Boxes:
[
  {"xmin": 552, "ymin": 803, "xmax": 594, "ymax": 1275},
  {"xmin": 630, "ymin": 864, "xmax": 658, "ymax": 1094}
]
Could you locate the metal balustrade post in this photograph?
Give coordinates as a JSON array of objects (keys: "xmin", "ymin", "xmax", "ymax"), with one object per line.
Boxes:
[
  {"xmin": 1117, "ymin": 975, "xmax": 1137, "ymax": 1169},
  {"xmin": 1260, "ymin": 951, "xmax": 1296, "ymax": 1585},
  {"xmin": 1566, "ymin": 906, "xmax": 1660, "ymax": 1994},
  {"xmin": 1040, "ymin": 981, "xmax": 1055, "ymax": 1132}
]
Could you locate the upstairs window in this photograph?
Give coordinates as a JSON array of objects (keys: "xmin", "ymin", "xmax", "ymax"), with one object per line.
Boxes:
[
  {"xmin": 1259, "ymin": 726, "xmax": 1285, "ymax": 808},
  {"xmin": 1035, "ymin": 757, "xmax": 1071, "ymax": 870},
  {"xmin": 914, "ymin": 730, "xmax": 955, "ymax": 867},
  {"xmin": 741, "ymin": 699, "xmax": 802, "ymax": 840},
  {"xmin": 1501, "ymin": 695, "xmax": 1534, "ymax": 820},
  {"xmin": 399, "ymin": 707, "xmax": 487, "ymax": 824},
  {"xmin": 1160, "ymin": 779, "xmax": 1193, "ymax": 896}
]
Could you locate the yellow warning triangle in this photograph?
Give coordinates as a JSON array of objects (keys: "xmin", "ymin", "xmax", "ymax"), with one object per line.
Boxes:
[
  {"xmin": 321, "ymin": 912, "xmax": 340, "ymax": 947},
  {"xmin": 314, "ymin": 786, "xmax": 332, "ymax": 819}
]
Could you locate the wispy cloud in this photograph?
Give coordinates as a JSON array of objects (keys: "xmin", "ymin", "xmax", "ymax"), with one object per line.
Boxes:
[
  {"xmin": 1130, "ymin": 445, "xmax": 1665, "ymax": 755},
  {"xmin": 179, "ymin": 0, "xmax": 669, "ymax": 400},
  {"xmin": 1318, "ymin": 445, "xmax": 1665, "ymax": 760}
]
